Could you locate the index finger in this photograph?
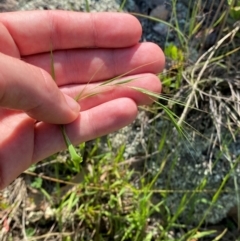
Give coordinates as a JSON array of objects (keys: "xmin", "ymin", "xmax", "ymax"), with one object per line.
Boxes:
[{"xmin": 0, "ymin": 11, "xmax": 142, "ymax": 56}]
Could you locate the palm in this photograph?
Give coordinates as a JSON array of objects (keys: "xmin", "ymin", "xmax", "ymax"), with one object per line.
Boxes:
[{"xmin": 0, "ymin": 11, "xmax": 164, "ymax": 189}]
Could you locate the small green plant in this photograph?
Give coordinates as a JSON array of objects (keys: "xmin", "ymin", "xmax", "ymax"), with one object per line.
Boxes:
[
  {"xmin": 164, "ymin": 43, "xmax": 184, "ymax": 62},
  {"xmin": 30, "ymin": 177, "xmax": 43, "ymax": 189},
  {"xmin": 228, "ymin": 0, "xmax": 240, "ymax": 20}
]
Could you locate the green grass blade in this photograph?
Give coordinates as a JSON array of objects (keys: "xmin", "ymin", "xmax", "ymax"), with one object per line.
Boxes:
[
  {"xmin": 50, "ymin": 46, "xmax": 82, "ymax": 170},
  {"xmin": 84, "ymin": 0, "xmax": 90, "ymax": 12},
  {"xmin": 50, "ymin": 45, "xmax": 55, "ymax": 81},
  {"xmin": 118, "ymin": 0, "xmax": 127, "ymax": 11}
]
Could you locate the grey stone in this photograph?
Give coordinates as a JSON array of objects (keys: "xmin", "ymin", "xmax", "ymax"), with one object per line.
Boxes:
[{"xmin": 0, "ymin": 0, "xmax": 17, "ymax": 12}]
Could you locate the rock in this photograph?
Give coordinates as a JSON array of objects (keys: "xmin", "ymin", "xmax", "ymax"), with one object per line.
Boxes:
[
  {"xmin": 153, "ymin": 22, "xmax": 169, "ymax": 36},
  {"xmin": 150, "ymin": 4, "xmax": 170, "ymax": 21},
  {"xmin": 0, "ymin": 0, "xmax": 17, "ymax": 12},
  {"xmin": 17, "ymin": 0, "xmax": 123, "ymax": 12}
]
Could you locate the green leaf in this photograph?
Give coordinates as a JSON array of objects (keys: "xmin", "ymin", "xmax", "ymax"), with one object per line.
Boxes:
[
  {"xmin": 164, "ymin": 43, "xmax": 184, "ymax": 61},
  {"xmin": 31, "ymin": 177, "xmax": 43, "ymax": 189},
  {"xmin": 60, "ymin": 125, "xmax": 82, "ymax": 171}
]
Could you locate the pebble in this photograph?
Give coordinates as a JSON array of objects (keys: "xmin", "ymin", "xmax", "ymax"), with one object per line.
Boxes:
[{"xmin": 150, "ymin": 4, "xmax": 169, "ymax": 21}]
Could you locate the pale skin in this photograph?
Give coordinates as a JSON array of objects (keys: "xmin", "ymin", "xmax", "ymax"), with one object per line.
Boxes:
[{"xmin": 0, "ymin": 11, "xmax": 165, "ymax": 189}]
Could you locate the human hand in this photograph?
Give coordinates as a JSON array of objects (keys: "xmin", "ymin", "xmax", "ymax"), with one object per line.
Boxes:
[{"xmin": 0, "ymin": 11, "xmax": 165, "ymax": 189}]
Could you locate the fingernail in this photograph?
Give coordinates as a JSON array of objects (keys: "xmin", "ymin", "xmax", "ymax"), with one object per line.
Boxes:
[{"xmin": 65, "ymin": 95, "xmax": 80, "ymax": 112}]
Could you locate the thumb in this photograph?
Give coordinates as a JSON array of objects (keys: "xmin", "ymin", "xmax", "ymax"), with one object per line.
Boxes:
[{"xmin": 0, "ymin": 53, "xmax": 80, "ymax": 124}]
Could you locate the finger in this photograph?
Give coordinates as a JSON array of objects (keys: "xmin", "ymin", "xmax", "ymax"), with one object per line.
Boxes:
[
  {"xmin": 0, "ymin": 53, "xmax": 80, "ymax": 124},
  {"xmin": 0, "ymin": 23, "xmax": 20, "ymax": 58},
  {"xmin": 23, "ymin": 42, "xmax": 165, "ymax": 86},
  {"xmin": 60, "ymin": 74, "xmax": 162, "ymax": 111},
  {"xmin": 0, "ymin": 98, "xmax": 138, "ymax": 189},
  {"xmin": 0, "ymin": 111, "xmax": 35, "ymax": 189},
  {"xmin": 0, "ymin": 11, "xmax": 142, "ymax": 56},
  {"xmin": 33, "ymin": 98, "xmax": 138, "ymax": 162}
]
